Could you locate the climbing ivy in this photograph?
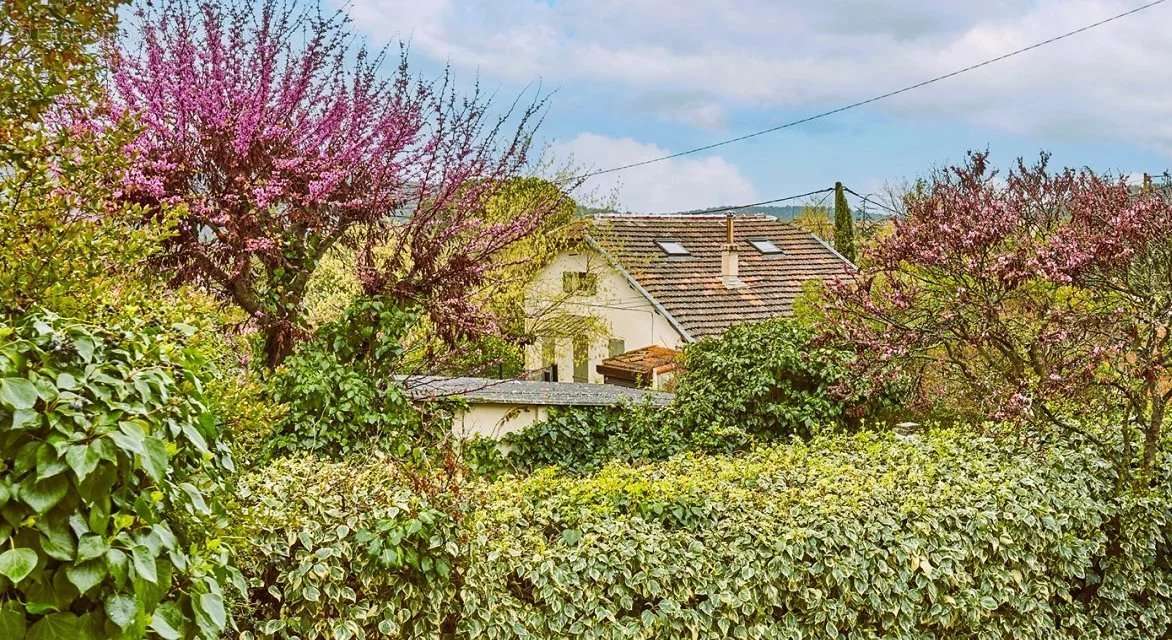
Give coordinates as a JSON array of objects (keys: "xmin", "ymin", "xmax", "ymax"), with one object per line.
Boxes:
[{"xmin": 0, "ymin": 311, "xmax": 239, "ymax": 639}]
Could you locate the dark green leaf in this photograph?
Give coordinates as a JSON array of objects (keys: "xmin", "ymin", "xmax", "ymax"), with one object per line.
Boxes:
[
  {"xmin": 194, "ymin": 592, "xmax": 226, "ymax": 635},
  {"xmin": 65, "ymin": 446, "xmax": 101, "ymax": 483},
  {"xmin": 72, "ymin": 336, "xmax": 95, "ymax": 363},
  {"xmin": 65, "ymin": 560, "xmax": 106, "ymax": 594},
  {"xmin": 178, "ymin": 483, "xmax": 208, "ymax": 515},
  {"xmin": 139, "ymin": 437, "xmax": 168, "ymax": 483},
  {"xmin": 106, "ymin": 548, "xmax": 128, "ymax": 589},
  {"xmin": 131, "ymin": 545, "xmax": 157, "ymax": 583},
  {"xmin": 11, "ymin": 408, "xmax": 38, "ymax": 430},
  {"xmin": 55, "ymin": 373, "xmax": 78, "ymax": 390},
  {"xmin": 0, "ymin": 378, "xmax": 38, "ymax": 410},
  {"xmin": 37, "ymin": 517, "xmax": 76, "ymax": 561},
  {"xmin": 104, "ymin": 594, "xmax": 136, "ymax": 630},
  {"xmin": 35, "ymin": 444, "xmax": 66, "ymax": 480},
  {"xmin": 0, "ymin": 602, "xmax": 27, "ymax": 640},
  {"xmin": 26, "ymin": 613, "xmax": 83, "ymax": 640},
  {"xmin": 148, "ymin": 602, "xmax": 183, "ymax": 640},
  {"xmin": 77, "ymin": 534, "xmax": 109, "ymax": 562},
  {"xmin": 20, "ymin": 475, "xmax": 68, "ymax": 513},
  {"xmin": 109, "ymin": 425, "xmax": 144, "ymax": 455},
  {"xmin": 181, "ymin": 424, "xmax": 209, "ymax": 454}
]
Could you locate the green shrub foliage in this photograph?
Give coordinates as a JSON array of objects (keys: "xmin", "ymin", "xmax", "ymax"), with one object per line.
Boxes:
[
  {"xmin": 485, "ymin": 403, "xmax": 680, "ymax": 476},
  {"xmin": 0, "ymin": 311, "xmax": 238, "ymax": 639},
  {"xmin": 671, "ymin": 317, "xmax": 887, "ymax": 450},
  {"xmin": 234, "ymin": 429, "xmax": 1171, "ymax": 639},
  {"xmin": 231, "ymin": 456, "xmax": 465, "ymax": 640},
  {"xmin": 464, "ymin": 431, "xmax": 1170, "ymax": 639},
  {"xmin": 263, "ymin": 299, "xmax": 441, "ymax": 461}
]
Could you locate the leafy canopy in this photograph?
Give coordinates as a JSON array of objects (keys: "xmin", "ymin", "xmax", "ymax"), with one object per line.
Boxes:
[
  {"xmin": 105, "ymin": 0, "xmax": 574, "ymax": 366},
  {"xmin": 827, "ymin": 152, "xmax": 1172, "ymax": 485}
]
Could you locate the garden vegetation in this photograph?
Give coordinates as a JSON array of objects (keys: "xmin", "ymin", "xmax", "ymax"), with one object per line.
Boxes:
[{"xmin": 0, "ymin": 0, "xmax": 1169, "ymax": 638}]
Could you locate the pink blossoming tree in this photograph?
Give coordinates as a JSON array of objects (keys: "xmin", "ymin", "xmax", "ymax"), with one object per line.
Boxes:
[
  {"xmin": 826, "ymin": 152, "xmax": 1172, "ymax": 485},
  {"xmin": 105, "ymin": 0, "xmax": 571, "ymax": 366}
]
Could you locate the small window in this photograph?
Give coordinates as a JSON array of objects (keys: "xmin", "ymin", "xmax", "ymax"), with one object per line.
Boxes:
[
  {"xmin": 655, "ymin": 239, "xmax": 689, "ymax": 256},
  {"xmin": 608, "ymin": 338, "xmax": 626, "ymax": 358},
  {"xmin": 562, "ymin": 271, "xmax": 598, "ymax": 295},
  {"xmin": 748, "ymin": 239, "xmax": 783, "ymax": 255}
]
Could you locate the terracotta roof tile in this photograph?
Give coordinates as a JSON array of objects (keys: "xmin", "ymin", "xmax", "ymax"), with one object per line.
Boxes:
[
  {"xmin": 596, "ymin": 345, "xmax": 681, "ymax": 381},
  {"xmin": 591, "ymin": 214, "xmax": 854, "ymax": 338}
]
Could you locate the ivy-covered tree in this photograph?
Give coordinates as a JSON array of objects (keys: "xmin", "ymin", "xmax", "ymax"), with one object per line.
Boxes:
[
  {"xmin": 827, "ymin": 152, "xmax": 1172, "ymax": 486},
  {"xmin": 105, "ymin": 0, "xmax": 571, "ymax": 367},
  {"xmin": 670, "ymin": 317, "xmax": 889, "ymax": 451}
]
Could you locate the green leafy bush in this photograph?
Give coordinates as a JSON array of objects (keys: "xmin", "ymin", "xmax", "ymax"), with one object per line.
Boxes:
[
  {"xmin": 0, "ymin": 311, "xmax": 239, "ymax": 639},
  {"xmin": 231, "ymin": 427, "xmax": 1172, "ymax": 639},
  {"xmin": 481, "ymin": 403, "xmax": 680, "ymax": 476},
  {"xmin": 263, "ymin": 299, "xmax": 441, "ymax": 461},
  {"xmin": 462, "ymin": 430, "xmax": 1171, "ymax": 639},
  {"xmin": 493, "ymin": 318, "xmax": 895, "ymax": 475},
  {"xmin": 670, "ymin": 317, "xmax": 892, "ymax": 451},
  {"xmin": 230, "ymin": 456, "xmax": 466, "ymax": 640}
]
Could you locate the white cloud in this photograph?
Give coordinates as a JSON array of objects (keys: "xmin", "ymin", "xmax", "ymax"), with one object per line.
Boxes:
[
  {"xmin": 344, "ymin": 0, "xmax": 1172, "ymax": 153},
  {"xmin": 553, "ymin": 133, "xmax": 757, "ymax": 212}
]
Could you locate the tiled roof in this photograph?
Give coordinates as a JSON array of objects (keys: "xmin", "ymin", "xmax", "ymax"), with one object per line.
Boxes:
[
  {"xmin": 596, "ymin": 346, "xmax": 681, "ymax": 382},
  {"xmin": 591, "ymin": 214, "xmax": 854, "ymax": 339},
  {"xmin": 397, "ymin": 376, "xmax": 673, "ymax": 407}
]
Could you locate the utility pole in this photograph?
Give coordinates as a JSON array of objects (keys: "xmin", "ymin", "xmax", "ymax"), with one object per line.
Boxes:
[{"xmin": 833, "ymin": 182, "xmax": 857, "ymax": 262}]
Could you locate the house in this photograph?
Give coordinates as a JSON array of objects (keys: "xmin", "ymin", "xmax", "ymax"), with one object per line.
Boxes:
[
  {"xmin": 524, "ymin": 213, "xmax": 854, "ymax": 387},
  {"xmin": 399, "ymin": 376, "xmax": 673, "ymax": 438}
]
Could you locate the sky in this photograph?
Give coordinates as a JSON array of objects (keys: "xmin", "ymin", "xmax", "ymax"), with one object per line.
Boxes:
[{"xmin": 333, "ymin": 0, "xmax": 1172, "ymax": 213}]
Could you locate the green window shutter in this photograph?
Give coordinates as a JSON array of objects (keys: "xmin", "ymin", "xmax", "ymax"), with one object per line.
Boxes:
[
  {"xmin": 562, "ymin": 272, "xmax": 598, "ymax": 295},
  {"xmin": 572, "ymin": 335, "xmax": 590, "ymax": 383},
  {"xmin": 580, "ymin": 273, "xmax": 598, "ymax": 295},
  {"xmin": 541, "ymin": 337, "xmax": 556, "ymax": 366}
]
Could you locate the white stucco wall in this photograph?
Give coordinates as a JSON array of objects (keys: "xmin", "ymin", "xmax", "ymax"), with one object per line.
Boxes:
[
  {"xmin": 524, "ymin": 249, "xmax": 686, "ymax": 383},
  {"xmin": 451, "ymin": 403, "xmax": 550, "ymax": 438}
]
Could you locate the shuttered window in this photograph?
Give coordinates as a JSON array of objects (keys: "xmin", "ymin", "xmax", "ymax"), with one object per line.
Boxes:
[
  {"xmin": 562, "ymin": 271, "xmax": 598, "ymax": 295},
  {"xmin": 572, "ymin": 335, "xmax": 590, "ymax": 383}
]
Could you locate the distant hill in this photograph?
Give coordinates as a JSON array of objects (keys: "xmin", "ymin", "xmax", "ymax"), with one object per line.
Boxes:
[
  {"xmin": 724, "ymin": 205, "xmax": 824, "ymax": 220},
  {"xmin": 578, "ymin": 204, "xmax": 828, "ymax": 219},
  {"xmin": 577, "ymin": 204, "xmax": 892, "ymax": 221}
]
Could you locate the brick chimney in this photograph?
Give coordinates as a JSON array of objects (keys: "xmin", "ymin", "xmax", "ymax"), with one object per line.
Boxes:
[{"xmin": 721, "ymin": 213, "xmax": 745, "ymax": 289}]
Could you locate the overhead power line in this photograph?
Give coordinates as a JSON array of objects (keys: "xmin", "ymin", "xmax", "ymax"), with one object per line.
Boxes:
[
  {"xmin": 671, "ymin": 188, "xmax": 834, "ymax": 216},
  {"xmin": 577, "ymin": 0, "xmax": 1166, "ymax": 180},
  {"xmin": 842, "ymin": 186, "xmax": 902, "ymax": 216}
]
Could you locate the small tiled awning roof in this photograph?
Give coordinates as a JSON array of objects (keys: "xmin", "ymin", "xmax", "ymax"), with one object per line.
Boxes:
[
  {"xmin": 591, "ymin": 214, "xmax": 855, "ymax": 339},
  {"xmin": 397, "ymin": 376, "xmax": 673, "ymax": 407},
  {"xmin": 596, "ymin": 346, "xmax": 681, "ymax": 383}
]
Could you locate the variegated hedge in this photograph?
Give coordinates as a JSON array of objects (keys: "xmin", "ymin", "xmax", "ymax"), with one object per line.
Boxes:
[{"xmin": 235, "ymin": 430, "xmax": 1172, "ymax": 639}]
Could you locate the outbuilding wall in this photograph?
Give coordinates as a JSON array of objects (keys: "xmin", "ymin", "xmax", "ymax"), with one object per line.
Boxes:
[{"xmin": 451, "ymin": 403, "xmax": 551, "ymax": 439}]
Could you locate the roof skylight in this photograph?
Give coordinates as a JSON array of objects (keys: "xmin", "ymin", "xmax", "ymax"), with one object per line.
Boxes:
[
  {"xmin": 655, "ymin": 240, "xmax": 689, "ymax": 256},
  {"xmin": 748, "ymin": 239, "xmax": 783, "ymax": 255}
]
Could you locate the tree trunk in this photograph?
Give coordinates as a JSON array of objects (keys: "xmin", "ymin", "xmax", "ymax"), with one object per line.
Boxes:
[{"xmin": 264, "ymin": 321, "xmax": 297, "ymax": 369}]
